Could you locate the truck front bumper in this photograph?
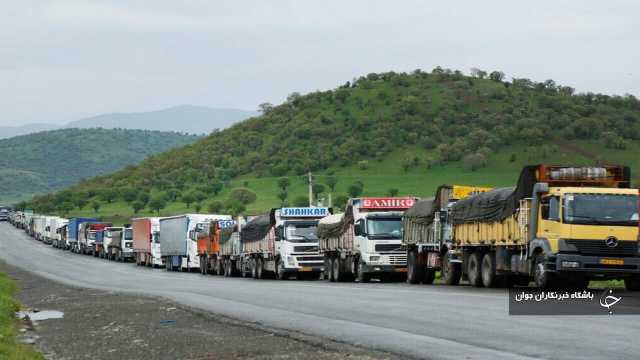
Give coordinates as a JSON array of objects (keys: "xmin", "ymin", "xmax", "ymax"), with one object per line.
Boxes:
[
  {"xmin": 553, "ymin": 253, "xmax": 640, "ymax": 276},
  {"xmin": 360, "ymin": 264, "xmax": 407, "ymax": 274}
]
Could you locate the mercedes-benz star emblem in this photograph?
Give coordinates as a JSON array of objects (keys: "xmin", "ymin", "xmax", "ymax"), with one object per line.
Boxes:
[{"xmin": 605, "ymin": 236, "xmax": 619, "ymax": 248}]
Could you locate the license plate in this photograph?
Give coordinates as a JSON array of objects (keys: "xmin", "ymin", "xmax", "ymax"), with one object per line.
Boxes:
[
  {"xmin": 300, "ymin": 267, "xmax": 313, "ymax": 272},
  {"xmin": 600, "ymin": 259, "xmax": 624, "ymax": 265},
  {"xmin": 394, "ymin": 268, "xmax": 408, "ymax": 272}
]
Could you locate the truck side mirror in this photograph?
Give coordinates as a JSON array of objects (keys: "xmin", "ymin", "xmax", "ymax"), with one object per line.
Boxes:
[
  {"xmin": 275, "ymin": 226, "xmax": 283, "ymax": 241},
  {"xmin": 354, "ymin": 221, "xmax": 365, "ymax": 236}
]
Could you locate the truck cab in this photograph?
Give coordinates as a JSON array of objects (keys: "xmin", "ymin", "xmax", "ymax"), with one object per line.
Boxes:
[
  {"xmin": 273, "ymin": 207, "xmax": 329, "ymax": 279},
  {"xmin": 352, "ymin": 198, "xmax": 416, "ymax": 280}
]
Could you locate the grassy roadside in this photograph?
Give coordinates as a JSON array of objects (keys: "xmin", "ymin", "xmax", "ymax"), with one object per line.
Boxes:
[{"xmin": 0, "ymin": 272, "xmax": 43, "ymax": 360}]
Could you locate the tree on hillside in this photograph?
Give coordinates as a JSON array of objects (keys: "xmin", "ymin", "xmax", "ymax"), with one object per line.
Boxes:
[
  {"xmin": 120, "ymin": 187, "xmax": 138, "ymax": 204},
  {"xmin": 489, "ymin": 71, "xmax": 505, "ymax": 82},
  {"xmin": 193, "ymin": 190, "xmax": 207, "ymax": 204},
  {"xmin": 333, "ymin": 195, "xmax": 349, "ymax": 210},
  {"xmin": 388, "ymin": 188, "xmax": 399, "ymax": 197},
  {"xmin": 463, "ymin": 153, "xmax": 487, "ymax": 171},
  {"xmin": 132, "ymin": 200, "xmax": 145, "ymax": 214},
  {"xmin": 312, "ymin": 184, "xmax": 325, "ymax": 200},
  {"xmin": 277, "ymin": 190, "xmax": 288, "ymax": 205},
  {"xmin": 470, "ymin": 68, "xmax": 487, "ymax": 79},
  {"xmin": 207, "ymin": 200, "xmax": 223, "ymax": 213},
  {"xmin": 210, "ymin": 180, "xmax": 224, "ymax": 196},
  {"xmin": 229, "ymin": 188, "xmax": 257, "ymax": 205},
  {"xmin": 194, "ymin": 202, "xmax": 203, "ymax": 212},
  {"xmin": 224, "ymin": 200, "xmax": 246, "ymax": 217},
  {"xmin": 98, "ymin": 188, "xmax": 118, "ymax": 203},
  {"xmin": 72, "ymin": 193, "xmax": 89, "ymax": 210},
  {"xmin": 137, "ymin": 192, "xmax": 150, "ymax": 206},
  {"xmin": 166, "ymin": 188, "xmax": 181, "ymax": 202},
  {"xmin": 293, "ymin": 196, "xmax": 308, "ymax": 207},
  {"xmin": 57, "ymin": 202, "xmax": 73, "ymax": 216},
  {"xmin": 277, "ymin": 177, "xmax": 290, "ymax": 191},
  {"xmin": 326, "ymin": 176, "xmax": 338, "ymax": 193},
  {"xmin": 91, "ymin": 200, "xmax": 101, "ymax": 213},
  {"xmin": 181, "ymin": 192, "xmax": 196, "ymax": 208},
  {"xmin": 258, "ymin": 102, "xmax": 274, "ymax": 114},
  {"xmin": 347, "ymin": 181, "xmax": 364, "ymax": 198},
  {"xmin": 148, "ymin": 196, "xmax": 167, "ymax": 215}
]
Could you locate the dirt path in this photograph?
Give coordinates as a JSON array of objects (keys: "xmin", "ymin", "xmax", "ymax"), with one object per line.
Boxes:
[{"xmin": 0, "ymin": 261, "xmax": 396, "ymax": 360}]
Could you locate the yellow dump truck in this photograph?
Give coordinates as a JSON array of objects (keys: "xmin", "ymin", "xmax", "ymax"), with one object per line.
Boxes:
[{"xmin": 446, "ymin": 165, "xmax": 640, "ymax": 289}]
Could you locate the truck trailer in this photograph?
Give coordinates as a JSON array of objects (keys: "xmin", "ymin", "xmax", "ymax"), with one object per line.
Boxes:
[
  {"xmin": 47, "ymin": 217, "xmax": 69, "ymax": 248},
  {"xmin": 438, "ymin": 165, "xmax": 640, "ymax": 290},
  {"xmin": 318, "ymin": 197, "xmax": 416, "ymax": 282},
  {"xmin": 238, "ymin": 208, "xmax": 329, "ymax": 280},
  {"xmin": 132, "ymin": 217, "xmax": 164, "ymax": 267},
  {"xmin": 402, "ymin": 185, "xmax": 492, "ymax": 284},
  {"xmin": 160, "ymin": 214, "xmax": 232, "ymax": 271}
]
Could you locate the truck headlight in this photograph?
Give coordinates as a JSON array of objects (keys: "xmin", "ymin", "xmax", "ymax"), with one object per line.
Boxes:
[
  {"xmin": 369, "ymin": 256, "xmax": 380, "ymax": 262},
  {"xmin": 561, "ymin": 261, "xmax": 580, "ymax": 268},
  {"xmin": 287, "ymin": 256, "xmax": 295, "ymax": 266}
]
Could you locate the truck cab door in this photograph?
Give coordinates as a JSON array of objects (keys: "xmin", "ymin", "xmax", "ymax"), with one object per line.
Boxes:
[{"xmin": 537, "ymin": 195, "xmax": 561, "ymax": 242}]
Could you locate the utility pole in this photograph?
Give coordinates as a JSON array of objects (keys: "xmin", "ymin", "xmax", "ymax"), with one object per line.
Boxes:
[{"xmin": 308, "ymin": 171, "xmax": 313, "ymax": 207}]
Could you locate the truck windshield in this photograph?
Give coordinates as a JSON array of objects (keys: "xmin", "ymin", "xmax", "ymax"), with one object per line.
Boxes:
[
  {"xmin": 285, "ymin": 223, "xmax": 318, "ymax": 242},
  {"xmin": 367, "ymin": 217, "xmax": 402, "ymax": 239},
  {"xmin": 124, "ymin": 229, "xmax": 133, "ymax": 240},
  {"xmin": 564, "ymin": 194, "xmax": 639, "ymax": 226}
]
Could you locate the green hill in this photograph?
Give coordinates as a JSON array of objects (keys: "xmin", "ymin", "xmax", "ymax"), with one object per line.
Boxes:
[
  {"xmin": 0, "ymin": 128, "xmax": 200, "ymax": 202},
  {"xmin": 24, "ymin": 68, "xmax": 640, "ymax": 221}
]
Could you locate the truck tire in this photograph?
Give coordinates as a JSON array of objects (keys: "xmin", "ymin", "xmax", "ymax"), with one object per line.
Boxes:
[
  {"xmin": 624, "ymin": 276, "xmax": 640, "ymax": 291},
  {"xmin": 442, "ymin": 252, "xmax": 461, "ymax": 285},
  {"xmin": 423, "ymin": 268, "xmax": 436, "ymax": 284},
  {"xmin": 327, "ymin": 258, "xmax": 335, "ymax": 282},
  {"xmin": 332, "ymin": 258, "xmax": 344, "ymax": 282},
  {"xmin": 534, "ymin": 254, "xmax": 555, "ymax": 289},
  {"xmin": 216, "ymin": 260, "xmax": 224, "ymax": 276},
  {"xmin": 481, "ymin": 252, "xmax": 498, "ymax": 288},
  {"xmin": 251, "ymin": 259, "xmax": 257, "ymax": 279},
  {"xmin": 407, "ymin": 249, "xmax": 425, "ymax": 284},
  {"xmin": 467, "ymin": 252, "xmax": 483, "ymax": 287},
  {"xmin": 199, "ymin": 256, "xmax": 206, "ymax": 275},
  {"xmin": 357, "ymin": 260, "xmax": 371, "ymax": 283},
  {"xmin": 256, "ymin": 258, "xmax": 264, "ymax": 279}
]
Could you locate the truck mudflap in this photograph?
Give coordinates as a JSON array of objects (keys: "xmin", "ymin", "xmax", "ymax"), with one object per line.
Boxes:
[
  {"xmin": 360, "ymin": 264, "xmax": 407, "ymax": 273},
  {"xmin": 553, "ymin": 253, "xmax": 640, "ymax": 275}
]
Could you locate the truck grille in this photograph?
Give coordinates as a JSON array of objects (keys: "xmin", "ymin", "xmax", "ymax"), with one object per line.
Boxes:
[
  {"xmin": 565, "ymin": 240, "xmax": 637, "ymax": 257},
  {"xmin": 294, "ymin": 245, "xmax": 319, "ymax": 253},
  {"xmin": 389, "ymin": 255, "xmax": 407, "ymax": 265},
  {"xmin": 375, "ymin": 244, "xmax": 403, "ymax": 252},
  {"xmin": 296, "ymin": 256, "xmax": 323, "ymax": 262}
]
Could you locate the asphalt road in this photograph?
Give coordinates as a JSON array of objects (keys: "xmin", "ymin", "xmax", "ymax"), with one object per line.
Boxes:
[{"xmin": 1, "ymin": 223, "xmax": 638, "ymax": 360}]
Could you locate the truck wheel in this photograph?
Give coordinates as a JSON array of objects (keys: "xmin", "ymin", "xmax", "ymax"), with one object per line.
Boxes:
[
  {"xmin": 442, "ymin": 252, "xmax": 461, "ymax": 285},
  {"xmin": 407, "ymin": 249, "xmax": 425, "ymax": 284},
  {"xmin": 199, "ymin": 257, "xmax": 206, "ymax": 275},
  {"xmin": 216, "ymin": 260, "xmax": 224, "ymax": 276},
  {"xmin": 251, "ymin": 259, "xmax": 257, "ymax": 279},
  {"xmin": 256, "ymin": 258, "xmax": 264, "ymax": 279},
  {"xmin": 467, "ymin": 252, "xmax": 483, "ymax": 287},
  {"xmin": 357, "ymin": 260, "xmax": 371, "ymax": 283},
  {"xmin": 327, "ymin": 258, "xmax": 335, "ymax": 282},
  {"xmin": 423, "ymin": 268, "xmax": 436, "ymax": 284},
  {"xmin": 481, "ymin": 253, "xmax": 498, "ymax": 288},
  {"xmin": 624, "ymin": 276, "xmax": 640, "ymax": 291},
  {"xmin": 534, "ymin": 254, "xmax": 555, "ymax": 289},
  {"xmin": 332, "ymin": 258, "xmax": 343, "ymax": 282}
]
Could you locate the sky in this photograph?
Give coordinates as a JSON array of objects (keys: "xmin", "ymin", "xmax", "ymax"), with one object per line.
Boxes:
[{"xmin": 1, "ymin": 0, "xmax": 638, "ymax": 126}]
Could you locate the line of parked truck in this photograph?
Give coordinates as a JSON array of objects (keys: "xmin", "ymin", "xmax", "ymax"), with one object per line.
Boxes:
[{"xmin": 5, "ymin": 165, "xmax": 640, "ymax": 290}]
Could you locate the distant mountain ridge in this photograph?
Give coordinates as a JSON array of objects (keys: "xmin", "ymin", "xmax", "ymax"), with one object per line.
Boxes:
[{"xmin": 0, "ymin": 105, "xmax": 257, "ymax": 139}]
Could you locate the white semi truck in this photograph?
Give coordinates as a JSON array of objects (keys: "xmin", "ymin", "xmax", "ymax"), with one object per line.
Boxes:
[
  {"xmin": 318, "ymin": 197, "xmax": 416, "ymax": 282},
  {"xmin": 102, "ymin": 226, "xmax": 134, "ymax": 261},
  {"xmin": 160, "ymin": 214, "xmax": 232, "ymax": 271},
  {"xmin": 132, "ymin": 217, "xmax": 164, "ymax": 267},
  {"xmin": 238, "ymin": 207, "xmax": 329, "ymax": 280}
]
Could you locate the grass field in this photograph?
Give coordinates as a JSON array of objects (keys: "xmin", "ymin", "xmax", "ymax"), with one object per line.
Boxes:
[
  {"xmin": 57, "ymin": 137, "xmax": 640, "ymax": 224},
  {"xmin": 0, "ymin": 273, "xmax": 43, "ymax": 360}
]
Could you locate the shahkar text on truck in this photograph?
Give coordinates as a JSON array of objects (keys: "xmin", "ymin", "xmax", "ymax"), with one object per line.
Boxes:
[
  {"xmin": 318, "ymin": 197, "xmax": 417, "ymax": 283},
  {"xmin": 239, "ymin": 207, "xmax": 330, "ymax": 280},
  {"xmin": 437, "ymin": 165, "xmax": 640, "ymax": 290}
]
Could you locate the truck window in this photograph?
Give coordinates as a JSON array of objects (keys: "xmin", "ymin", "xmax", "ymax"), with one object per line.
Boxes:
[
  {"xmin": 153, "ymin": 231, "xmax": 160, "ymax": 244},
  {"xmin": 540, "ymin": 196, "xmax": 560, "ymax": 221}
]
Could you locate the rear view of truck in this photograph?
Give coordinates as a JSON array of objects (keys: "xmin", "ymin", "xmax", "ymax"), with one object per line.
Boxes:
[
  {"xmin": 196, "ymin": 218, "xmax": 235, "ymax": 275},
  {"xmin": 68, "ymin": 218, "xmax": 99, "ymax": 253},
  {"xmin": 132, "ymin": 217, "xmax": 163, "ymax": 267}
]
